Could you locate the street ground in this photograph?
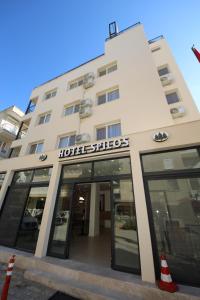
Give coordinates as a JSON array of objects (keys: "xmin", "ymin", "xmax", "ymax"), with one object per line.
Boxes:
[{"xmin": 0, "ymin": 263, "xmax": 59, "ymax": 300}]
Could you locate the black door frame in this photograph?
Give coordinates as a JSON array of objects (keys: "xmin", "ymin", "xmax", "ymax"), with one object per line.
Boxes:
[{"xmin": 143, "ymin": 172, "xmax": 200, "ymax": 285}]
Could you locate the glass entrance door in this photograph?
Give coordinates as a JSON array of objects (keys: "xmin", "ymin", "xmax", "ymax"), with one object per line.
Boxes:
[
  {"xmin": 112, "ymin": 179, "xmax": 140, "ymax": 273},
  {"xmin": 147, "ymin": 177, "xmax": 200, "ymax": 286}
]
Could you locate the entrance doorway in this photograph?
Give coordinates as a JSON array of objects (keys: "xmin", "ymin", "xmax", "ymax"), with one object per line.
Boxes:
[
  {"xmin": 48, "ymin": 157, "xmax": 141, "ymax": 274},
  {"xmin": 70, "ymin": 182, "xmax": 111, "ymax": 267}
]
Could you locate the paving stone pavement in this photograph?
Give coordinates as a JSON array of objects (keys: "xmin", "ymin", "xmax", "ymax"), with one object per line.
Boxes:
[{"xmin": 0, "ymin": 263, "xmax": 55, "ymax": 300}]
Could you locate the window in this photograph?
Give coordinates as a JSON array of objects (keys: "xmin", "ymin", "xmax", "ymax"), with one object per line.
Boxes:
[
  {"xmin": 29, "ymin": 142, "xmax": 44, "ymax": 154},
  {"xmin": 158, "ymin": 67, "xmax": 169, "ymax": 76},
  {"xmin": 64, "ymin": 103, "xmax": 80, "ymax": 116},
  {"xmin": 58, "ymin": 134, "xmax": 76, "ymax": 148},
  {"xmin": 10, "ymin": 146, "xmax": 21, "ymax": 158},
  {"xmin": 0, "ymin": 173, "xmax": 6, "ymax": 190},
  {"xmin": 38, "ymin": 112, "xmax": 51, "ymax": 125},
  {"xmin": 26, "ymin": 98, "xmax": 37, "ymax": 114},
  {"xmin": 98, "ymin": 63, "xmax": 117, "ymax": 77},
  {"xmin": 166, "ymin": 91, "xmax": 180, "ymax": 104},
  {"xmin": 151, "ymin": 46, "xmax": 161, "ymax": 52},
  {"xmin": 69, "ymin": 77, "xmax": 84, "ymax": 90},
  {"xmin": 96, "ymin": 123, "xmax": 121, "ymax": 140},
  {"xmin": 97, "ymin": 88, "xmax": 119, "ymax": 105},
  {"xmin": 44, "ymin": 89, "xmax": 57, "ymax": 100}
]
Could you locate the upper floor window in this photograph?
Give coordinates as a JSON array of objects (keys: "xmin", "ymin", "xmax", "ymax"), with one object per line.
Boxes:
[
  {"xmin": 44, "ymin": 89, "xmax": 57, "ymax": 100},
  {"xmin": 64, "ymin": 103, "xmax": 80, "ymax": 116},
  {"xmin": 98, "ymin": 62, "xmax": 117, "ymax": 77},
  {"xmin": 97, "ymin": 88, "xmax": 119, "ymax": 105},
  {"xmin": 58, "ymin": 134, "xmax": 76, "ymax": 148},
  {"xmin": 96, "ymin": 123, "xmax": 121, "ymax": 140},
  {"xmin": 158, "ymin": 66, "xmax": 169, "ymax": 76},
  {"xmin": 26, "ymin": 98, "xmax": 38, "ymax": 114},
  {"xmin": 38, "ymin": 112, "xmax": 51, "ymax": 125},
  {"xmin": 166, "ymin": 91, "xmax": 180, "ymax": 105},
  {"xmin": 29, "ymin": 142, "xmax": 44, "ymax": 154},
  {"xmin": 151, "ymin": 46, "xmax": 161, "ymax": 53},
  {"xmin": 10, "ymin": 146, "xmax": 21, "ymax": 158},
  {"xmin": 0, "ymin": 173, "xmax": 6, "ymax": 190},
  {"xmin": 69, "ymin": 77, "xmax": 84, "ymax": 90}
]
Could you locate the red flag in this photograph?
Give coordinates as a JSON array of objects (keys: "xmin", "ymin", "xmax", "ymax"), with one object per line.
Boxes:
[{"xmin": 192, "ymin": 46, "xmax": 200, "ymax": 62}]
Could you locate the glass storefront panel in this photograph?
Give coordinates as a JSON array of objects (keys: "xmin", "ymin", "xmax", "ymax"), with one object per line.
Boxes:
[
  {"xmin": 0, "ymin": 187, "xmax": 30, "ymax": 247},
  {"xmin": 94, "ymin": 157, "xmax": 131, "ymax": 177},
  {"xmin": 62, "ymin": 163, "xmax": 92, "ymax": 179},
  {"xmin": 16, "ymin": 186, "xmax": 48, "ymax": 251},
  {"xmin": 13, "ymin": 170, "xmax": 33, "ymax": 184},
  {"xmin": 32, "ymin": 168, "xmax": 52, "ymax": 182},
  {"xmin": 48, "ymin": 184, "xmax": 73, "ymax": 256},
  {"xmin": 113, "ymin": 179, "xmax": 140, "ymax": 271},
  {"xmin": 148, "ymin": 178, "xmax": 200, "ymax": 285},
  {"xmin": 142, "ymin": 148, "xmax": 200, "ymax": 172}
]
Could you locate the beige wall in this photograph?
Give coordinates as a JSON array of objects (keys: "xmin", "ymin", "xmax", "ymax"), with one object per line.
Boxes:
[{"xmin": 10, "ymin": 23, "xmax": 199, "ymax": 157}]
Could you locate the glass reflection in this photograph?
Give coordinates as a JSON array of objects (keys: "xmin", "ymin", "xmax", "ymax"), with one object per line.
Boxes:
[
  {"xmin": 148, "ymin": 178, "xmax": 200, "ymax": 285},
  {"xmin": 62, "ymin": 163, "xmax": 92, "ymax": 179},
  {"xmin": 48, "ymin": 184, "xmax": 73, "ymax": 256},
  {"xmin": 94, "ymin": 158, "xmax": 131, "ymax": 177},
  {"xmin": 13, "ymin": 170, "xmax": 33, "ymax": 184},
  {"xmin": 142, "ymin": 148, "xmax": 200, "ymax": 172},
  {"xmin": 113, "ymin": 179, "xmax": 140, "ymax": 270},
  {"xmin": 16, "ymin": 186, "xmax": 48, "ymax": 251}
]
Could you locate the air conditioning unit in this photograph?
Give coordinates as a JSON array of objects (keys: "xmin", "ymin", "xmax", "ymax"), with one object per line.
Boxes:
[
  {"xmin": 160, "ymin": 73, "xmax": 173, "ymax": 86},
  {"xmin": 80, "ymin": 99, "xmax": 93, "ymax": 107},
  {"xmin": 170, "ymin": 106, "xmax": 186, "ymax": 119},
  {"xmin": 83, "ymin": 73, "xmax": 95, "ymax": 89},
  {"xmin": 75, "ymin": 133, "xmax": 91, "ymax": 144},
  {"xmin": 79, "ymin": 106, "xmax": 92, "ymax": 119}
]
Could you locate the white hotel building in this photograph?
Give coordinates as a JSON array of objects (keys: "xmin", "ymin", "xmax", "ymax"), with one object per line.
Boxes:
[{"xmin": 0, "ymin": 22, "xmax": 200, "ymax": 288}]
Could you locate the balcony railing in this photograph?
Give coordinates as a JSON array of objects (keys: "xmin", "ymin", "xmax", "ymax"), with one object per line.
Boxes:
[{"xmin": 0, "ymin": 120, "xmax": 18, "ymax": 136}]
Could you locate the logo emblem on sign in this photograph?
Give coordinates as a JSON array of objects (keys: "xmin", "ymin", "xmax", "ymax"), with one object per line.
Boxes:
[
  {"xmin": 39, "ymin": 154, "xmax": 47, "ymax": 161},
  {"xmin": 153, "ymin": 132, "xmax": 168, "ymax": 142}
]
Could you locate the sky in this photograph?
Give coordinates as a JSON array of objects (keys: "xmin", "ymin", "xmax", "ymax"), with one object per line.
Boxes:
[{"xmin": 0, "ymin": 0, "xmax": 200, "ymax": 112}]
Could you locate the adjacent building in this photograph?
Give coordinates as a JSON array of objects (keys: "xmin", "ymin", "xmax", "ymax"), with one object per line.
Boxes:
[
  {"xmin": 0, "ymin": 106, "xmax": 24, "ymax": 160},
  {"xmin": 0, "ymin": 22, "xmax": 200, "ymax": 287}
]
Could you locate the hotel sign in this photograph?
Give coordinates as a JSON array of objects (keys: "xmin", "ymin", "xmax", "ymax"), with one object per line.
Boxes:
[{"xmin": 59, "ymin": 137, "xmax": 129, "ymax": 159}]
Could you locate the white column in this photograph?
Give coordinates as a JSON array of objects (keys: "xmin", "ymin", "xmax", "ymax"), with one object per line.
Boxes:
[
  {"xmin": 35, "ymin": 162, "xmax": 62, "ymax": 258},
  {"xmin": 0, "ymin": 170, "xmax": 14, "ymax": 210},
  {"xmin": 89, "ymin": 183, "xmax": 99, "ymax": 237},
  {"xmin": 130, "ymin": 148, "xmax": 155, "ymax": 283}
]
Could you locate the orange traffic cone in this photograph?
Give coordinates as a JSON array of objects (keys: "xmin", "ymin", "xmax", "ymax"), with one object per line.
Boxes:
[
  {"xmin": 1, "ymin": 255, "xmax": 16, "ymax": 300},
  {"xmin": 158, "ymin": 255, "xmax": 178, "ymax": 293}
]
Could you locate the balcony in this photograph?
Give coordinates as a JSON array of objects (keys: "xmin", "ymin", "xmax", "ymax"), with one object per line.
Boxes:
[{"xmin": 0, "ymin": 120, "xmax": 19, "ymax": 140}]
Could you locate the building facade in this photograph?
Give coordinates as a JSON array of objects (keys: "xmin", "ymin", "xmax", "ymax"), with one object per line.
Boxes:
[
  {"xmin": 0, "ymin": 23, "xmax": 200, "ymax": 287},
  {"xmin": 0, "ymin": 106, "xmax": 24, "ymax": 160}
]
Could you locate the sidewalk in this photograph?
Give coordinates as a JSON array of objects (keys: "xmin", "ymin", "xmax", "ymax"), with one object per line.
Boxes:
[{"xmin": 0, "ymin": 263, "xmax": 55, "ymax": 300}]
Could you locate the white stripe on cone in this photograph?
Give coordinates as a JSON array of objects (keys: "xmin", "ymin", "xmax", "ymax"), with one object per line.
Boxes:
[
  {"xmin": 161, "ymin": 260, "xmax": 168, "ymax": 268},
  {"xmin": 6, "ymin": 271, "xmax": 13, "ymax": 276},
  {"xmin": 161, "ymin": 273, "xmax": 172, "ymax": 283},
  {"xmin": 8, "ymin": 263, "xmax": 14, "ymax": 268}
]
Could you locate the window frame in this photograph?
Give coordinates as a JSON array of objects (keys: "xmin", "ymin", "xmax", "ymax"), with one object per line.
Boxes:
[
  {"xmin": 96, "ymin": 122, "xmax": 121, "ymax": 141},
  {"xmin": 98, "ymin": 62, "xmax": 117, "ymax": 77},
  {"xmin": 165, "ymin": 90, "xmax": 180, "ymax": 105},
  {"xmin": 97, "ymin": 87, "xmax": 119, "ymax": 106},
  {"xmin": 44, "ymin": 89, "xmax": 57, "ymax": 100},
  {"xmin": 158, "ymin": 65, "xmax": 170, "ymax": 77},
  {"xmin": 58, "ymin": 133, "xmax": 76, "ymax": 149},
  {"xmin": 63, "ymin": 102, "xmax": 80, "ymax": 117},
  {"xmin": 38, "ymin": 112, "xmax": 51, "ymax": 125},
  {"xmin": 29, "ymin": 141, "xmax": 44, "ymax": 155},
  {"xmin": 68, "ymin": 77, "xmax": 84, "ymax": 90}
]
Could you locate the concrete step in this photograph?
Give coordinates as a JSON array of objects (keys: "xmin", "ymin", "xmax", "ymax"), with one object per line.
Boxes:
[
  {"xmin": 24, "ymin": 269, "xmax": 140, "ymax": 300},
  {"xmin": 0, "ymin": 247, "xmax": 200, "ymax": 300}
]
